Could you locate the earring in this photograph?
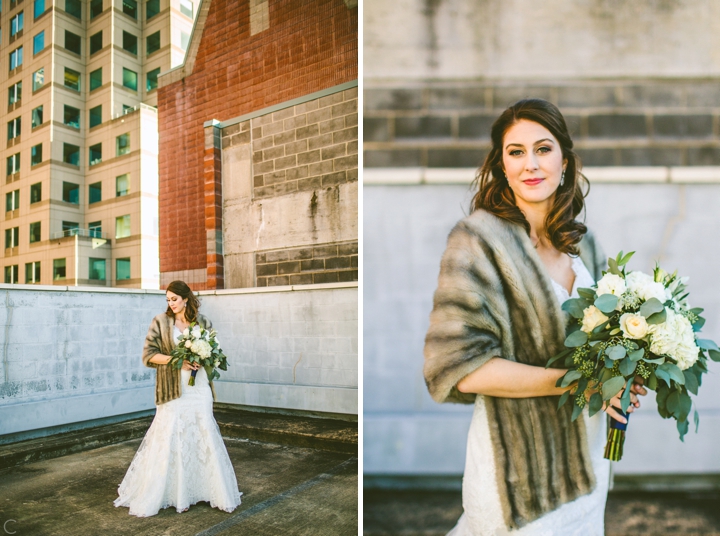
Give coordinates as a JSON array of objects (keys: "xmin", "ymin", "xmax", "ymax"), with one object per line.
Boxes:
[{"xmin": 560, "ymin": 170, "xmax": 565, "ymax": 187}]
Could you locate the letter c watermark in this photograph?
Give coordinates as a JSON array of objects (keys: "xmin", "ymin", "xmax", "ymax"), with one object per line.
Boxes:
[{"xmin": 4, "ymin": 520, "xmax": 16, "ymax": 535}]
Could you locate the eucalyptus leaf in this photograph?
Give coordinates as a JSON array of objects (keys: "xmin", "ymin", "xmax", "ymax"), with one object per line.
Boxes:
[
  {"xmin": 667, "ymin": 391, "xmax": 680, "ymax": 415},
  {"xmin": 692, "ymin": 317, "xmax": 706, "ymax": 331},
  {"xmin": 607, "ymin": 346, "xmax": 626, "ymax": 360},
  {"xmin": 677, "ymin": 418, "xmax": 689, "ymax": 441},
  {"xmin": 604, "ymin": 357, "xmax": 614, "ymax": 369},
  {"xmin": 659, "ymin": 363, "xmax": 685, "ymax": 385},
  {"xmin": 619, "ymin": 357, "xmax": 637, "ymax": 377},
  {"xmin": 646, "ymin": 371, "xmax": 658, "ymax": 391},
  {"xmin": 546, "ymin": 348, "xmax": 572, "ymax": 368},
  {"xmin": 697, "ymin": 339, "xmax": 719, "ymax": 351},
  {"xmin": 601, "ymin": 375, "xmax": 625, "ymax": 401},
  {"xmin": 694, "ymin": 409, "xmax": 700, "ymax": 433},
  {"xmin": 592, "ymin": 321, "xmax": 610, "ymax": 334},
  {"xmin": 595, "ymin": 294, "xmax": 619, "ymax": 314},
  {"xmin": 642, "ymin": 356, "xmax": 665, "ymax": 365},
  {"xmin": 646, "ymin": 308, "xmax": 667, "ymax": 325},
  {"xmin": 628, "ymin": 349, "xmax": 645, "ymax": 362},
  {"xmin": 588, "ymin": 392, "xmax": 604, "ymax": 417},
  {"xmin": 562, "ymin": 299, "xmax": 587, "ymax": 319},
  {"xmin": 678, "ymin": 392, "xmax": 692, "ymax": 422},
  {"xmin": 709, "ymin": 349, "xmax": 720, "ymax": 362},
  {"xmin": 620, "ymin": 380, "xmax": 633, "ymax": 413},
  {"xmin": 655, "ymin": 367, "xmax": 671, "ymax": 387},
  {"xmin": 564, "ymin": 330, "xmax": 588, "ymax": 348},
  {"xmin": 683, "ymin": 370, "xmax": 699, "ymax": 395},
  {"xmin": 609, "ymin": 328, "xmax": 621, "ymax": 336},
  {"xmin": 640, "ymin": 298, "xmax": 664, "ymax": 318},
  {"xmin": 558, "ymin": 390, "xmax": 570, "ymax": 410},
  {"xmin": 689, "ymin": 307, "xmax": 704, "ymax": 315},
  {"xmin": 561, "ymin": 370, "xmax": 583, "ymax": 388},
  {"xmin": 577, "ymin": 287, "xmax": 596, "ymax": 300},
  {"xmin": 571, "ymin": 401, "xmax": 584, "ymax": 422}
]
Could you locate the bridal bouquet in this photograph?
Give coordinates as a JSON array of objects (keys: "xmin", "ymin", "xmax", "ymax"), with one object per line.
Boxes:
[
  {"xmin": 169, "ymin": 323, "xmax": 229, "ymax": 386},
  {"xmin": 548, "ymin": 251, "xmax": 719, "ymax": 461}
]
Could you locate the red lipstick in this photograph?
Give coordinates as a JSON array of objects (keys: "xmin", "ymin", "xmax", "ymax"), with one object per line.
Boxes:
[{"xmin": 523, "ymin": 178, "xmax": 543, "ymax": 185}]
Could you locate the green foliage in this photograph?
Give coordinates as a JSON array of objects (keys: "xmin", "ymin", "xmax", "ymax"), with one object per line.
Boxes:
[
  {"xmin": 601, "ymin": 375, "xmax": 625, "ymax": 401},
  {"xmin": 564, "ymin": 330, "xmax": 588, "ymax": 348},
  {"xmin": 606, "ymin": 346, "xmax": 626, "ymax": 360},
  {"xmin": 595, "ymin": 294, "xmax": 618, "ymax": 314},
  {"xmin": 639, "ymin": 298, "xmax": 664, "ymax": 318}
]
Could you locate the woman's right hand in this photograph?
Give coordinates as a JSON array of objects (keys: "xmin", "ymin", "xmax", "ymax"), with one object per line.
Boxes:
[
  {"xmin": 604, "ymin": 385, "xmax": 641, "ymax": 424},
  {"xmin": 181, "ymin": 360, "xmax": 200, "ymax": 371}
]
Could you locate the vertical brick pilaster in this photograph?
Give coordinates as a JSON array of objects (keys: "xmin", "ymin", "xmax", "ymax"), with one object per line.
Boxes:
[{"xmin": 204, "ymin": 120, "xmax": 224, "ymax": 289}]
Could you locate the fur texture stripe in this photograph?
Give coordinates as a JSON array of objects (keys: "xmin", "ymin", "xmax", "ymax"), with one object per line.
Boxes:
[
  {"xmin": 423, "ymin": 209, "xmax": 606, "ymax": 529},
  {"xmin": 142, "ymin": 313, "xmax": 217, "ymax": 406}
]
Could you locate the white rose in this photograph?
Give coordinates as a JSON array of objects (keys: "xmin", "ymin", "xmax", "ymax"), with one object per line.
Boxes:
[
  {"xmin": 581, "ymin": 306, "xmax": 609, "ymax": 333},
  {"xmin": 619, "ymin": 313, "xmax": 649, "ymax": 339},
  {"xmin": 625, "ymin": 271, "xmax": 668, "ymax": 303},
  {"xmin": 183, "ymin": 327, "xmax": 190, "ymax": 337},
  {"xmin": 184, "ymin": 340, "xmax": 192, "ymax": 348},
  {"xmin": 596, "ymin": 273, "xmax": 627, "ymax": 298},
  {"xmin": 191, "ymin": 326, "xmax": 202, "ymax": 339}
]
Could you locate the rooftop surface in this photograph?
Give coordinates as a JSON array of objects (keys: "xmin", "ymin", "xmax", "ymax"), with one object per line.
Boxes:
[{"xmin": 0, "ymin": 409, "xmax": 358, "ymax": 535}]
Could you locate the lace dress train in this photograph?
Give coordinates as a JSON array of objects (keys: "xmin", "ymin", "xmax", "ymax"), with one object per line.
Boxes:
[{"xmin": 114, "ymin": 331, "xmax": 242, "ymax": 517}]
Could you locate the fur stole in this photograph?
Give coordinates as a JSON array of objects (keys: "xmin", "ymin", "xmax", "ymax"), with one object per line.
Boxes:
[
  {"xmin": 142, "ymin": 312, "xmax": 217, "ymax": 406},
  {"xmin": 423, "ymin": 209, "xmax": 606, "ymax": 529}
]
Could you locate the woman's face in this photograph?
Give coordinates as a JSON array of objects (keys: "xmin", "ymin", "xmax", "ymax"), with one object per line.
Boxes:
[
  {"xmin": 501, "ymin": 119, "xmax": 567, "ymax": 209},
  {"xmin": 166, "ymin": 291, "xmax": 187, "ymax": 316}
]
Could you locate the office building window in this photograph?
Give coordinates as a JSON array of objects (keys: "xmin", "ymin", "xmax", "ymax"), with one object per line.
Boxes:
[
  {"xmin": 34, "ymin": 0, "xmax": 46, "ymax": 19},
  {"xmin": 64, "ymin": 68, "xmax": 80, "ymax": 91},
  {"xmin": 65, "ymin": 31, "xmax": 81, "ymax": 55},
  {"xmin": 30, "ymin": 182, "xmax": 42, "ymax": 204},
  {"xmin": 122, "ymin": 31, "xmax": 138, "ymax": 55},
  {"xmin": 33, "ymin": 31, "xmax": 44, "ymax": 55},
  {"xmin": 116, "ymin": 258, "xmax": 131, "ymax": 280},
  {"xmin": 122, "ymin": 68, "xmax": 137, "ymax": 91},
  {"xmin": 116, "ymin": 174, "xmax": 130, "ymax": 196},
  {"xmin": 5, "ymin": 227, "xmax": 19, "ymax": 248},
  {"xmin": 9, "ymin": 47, "xmax": 23, "ymax": 70},
  {"xmin": 123, "ymin": 0, "xmax": 137, "ymax": 18},
  {"xmin": 90, "ymin": 68, "xmax": 102, "ymax": 90},
  {"xmin": 88, "ymin": 221, "xmax": 102, "ymax": 238},
  {"xmin": 89, "ymin": 182, "xmax": 102, "ymax": 204},
  {"xmin": 64, "ymin": 105, "xmax": 80, "ymax": 129},
  {"xmin": 90, "ymin": 0, "xmax": 103, "ymax": 18},
  {"xmin": 65, "ymin": 0, "xmax": 81, "ymax": 19},
  {"xmin": 10, "ymin": 12, "xmax": 24, "ymax": 36},
  {"xmin": 33, "ymin": 68, "xmax": 44, "ymax": 91},
  {"xmin": 89, "ymin": 258, "xmax": 106, "ymax": 280},
  {"xmin": 90, "ymin": 31, "xmax": 103, "ymax": 55},
  {"xmin": 63, "ymin": 144, "xmax": 80, "ymax": 166},
  {"xmin": 180, "ymin": 0, "xmax": 193, "ymax": 18},
  {"xmin": 147, "ymin": 31, "xmax": 160, "ymax": 55},
  {"xmin": 62, "ymin": 221, "xmax": 79, "ymax": 235},
  {"xmin": 31, "ymin": 144, "xmax": 42, "ymax": 166},
  {"xmin": 32, "ymin": 106, "xmax": 43, "ymax": 128},
  {"xmin": 29, "ymin": 222, "xmax": 41, "ymax": 243},
  {"xmin": 180, "ymin": 32, "xmax": 190, "ymax": 51},
  {"xmin": 7, "ymin": 117, "xmax": 21, "ymax": 140},
  {"xmin": 6, "ymin": 154, "xmax": 20, "ymax": 175},
  {"xmin": 6, "ymin": 190, "xmax": 19, "ymax": 212},
  {"xmin": 62, "ymin": 182, "xmax": 79, "ymax": 204},
  {"xmin": 147, "ymin": 67, "xmax": 160, "ymax": 91},
  {"xmin": 115, "ymin": 215, "xmax": 131, "ymax": 238},
  {"xmin": 89, "ymin": 143, "xmax": 102, "ymax": 166},
  {"xmin": 122, "ymin": 104, "xmax": 134, "ymax": 114},
  {"xmin": 116, "ymin": 133, "xmax": 130, "ymax": 156},
  {"xmin": 8, "ymin": 82, "xmax": 22, "ymax": 106},
  {"xmin": 146, "ymin": 0, "xmax": 160, "ymax": 19},
  {"xmin": 4, "ymin": 265, "xmax": 19, "ymax": 284},
  {"xmin": 25, "ymin": 262, "xmax": 40, "ymax": 283},
  {"xmin": 90, "ymin": 105, "xmax": 102, "ymax": 128},
  {"xmin": 53, "ymin": 258, "xmax": 66, "ymax": 280}
]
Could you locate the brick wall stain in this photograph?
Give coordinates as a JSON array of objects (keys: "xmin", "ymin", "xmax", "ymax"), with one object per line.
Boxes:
[{"xmin": 158, "ymin": 0, "xmax": 358, "ymax": 283}]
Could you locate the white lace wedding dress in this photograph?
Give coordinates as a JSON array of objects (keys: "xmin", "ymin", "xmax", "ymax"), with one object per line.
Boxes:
[
  {"xmin": 448, "ymin": 255, "xmax": 611, "ymax": 535},
  {"xmin": 114, "ymin": 327, "xmax": 243, "ymax": 517}
]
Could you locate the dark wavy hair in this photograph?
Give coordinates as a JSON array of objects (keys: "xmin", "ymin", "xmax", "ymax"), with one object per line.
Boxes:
[
  {"xmin": 165, "ymin": 280, "xmax": 199, "ymax": 322},
  {"xmin": 470, "ymin": 98, "xmax": 589, "ymax": 255}
]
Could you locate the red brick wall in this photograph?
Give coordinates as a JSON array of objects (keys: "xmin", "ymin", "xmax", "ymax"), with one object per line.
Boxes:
[{"xmin": 158, "ymin": 0, "xmax": 358, "ymax": 289}]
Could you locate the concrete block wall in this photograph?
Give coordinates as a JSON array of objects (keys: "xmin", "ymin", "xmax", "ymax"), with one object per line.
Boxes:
[
  {"xmin": 0, "ymin": 282, "xmax": 358, "ymax": 440},
  {"xmin": 363, "ymin": 181, "xmax": 720, "ymax": 476}
]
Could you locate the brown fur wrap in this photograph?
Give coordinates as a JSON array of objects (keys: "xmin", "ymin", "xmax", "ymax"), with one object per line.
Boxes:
[
  {"xmin": 142, "ymin": 312, "xmax": 217, "ymax": 406},
  {"xmin": 423, "ymin": 209, "xmax": 606, "ymax": 529}
]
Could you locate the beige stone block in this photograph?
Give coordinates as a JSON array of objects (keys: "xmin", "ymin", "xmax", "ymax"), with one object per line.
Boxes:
[
  {"xmin": 308, "ymin": 133, "xmax": 334, "ymax": 150},
  {"xmin": 320, "ymin": 118, "xmax": 346, "ymax": 135}
]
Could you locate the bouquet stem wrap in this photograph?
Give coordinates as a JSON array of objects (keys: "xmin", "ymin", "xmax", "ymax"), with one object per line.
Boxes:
[
  {"xmin": 604, "ymin": 410, "xmax": 629, "ymax": 461},
  {"xmin": 189, "ymin": 369, "xmax": 198, "ymax": 386}
]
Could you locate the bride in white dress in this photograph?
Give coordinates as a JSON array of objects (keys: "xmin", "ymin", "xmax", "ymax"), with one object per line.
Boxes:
[{"xmin": 114, "ymin": 280, "xmax": 243, "ymax": 517}]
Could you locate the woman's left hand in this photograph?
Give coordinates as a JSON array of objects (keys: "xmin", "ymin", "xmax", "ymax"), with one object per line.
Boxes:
[
  {"xmin": 181, "ymin": 361, "xmax": 200, "ymax": 371},
  {"xmin": 631, "ymin": 376, "xmax": 648, "ymax": 397}
]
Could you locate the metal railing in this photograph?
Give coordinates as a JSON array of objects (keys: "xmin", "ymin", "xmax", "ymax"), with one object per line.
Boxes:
[{"xmin": 51, "ymin": 228, "xmax": 108, "ymax": 240}]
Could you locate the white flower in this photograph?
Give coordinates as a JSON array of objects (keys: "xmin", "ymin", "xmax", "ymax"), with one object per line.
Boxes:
[
  {"xmin": 596, "ymin": 273, "xmax": 627, "ymax": 298},
  {"xmin": 581, "ymin": 306, "xmax": 609, "ymax": 333},
  {"xmin": 183, "ymin": 327, "xmax": 190, "ymax": 337},
  {"xmin": 648, "ymin": 309, "xmax": 699, "ymax": 370},
  {"xmin": 214, "ymin": 360, "xmax": 220, "ymax": 367},
  {"xmin": 619, "ymin": 313, "xmax": 649, "ymax": 339},
  {"xmin": 626, "ymin": 271, "xmax": 668, "ymax": 303},
  {"xmin": 190, "ymin": 339, "xmax": 212, "ymax": 359},
  {"xmin": 191, "ymin": 326, "xmax": 202, "ymax": 339},
  {"xmin": 184, "ymin": 340, "xmax": 192, "ymax": 348}
]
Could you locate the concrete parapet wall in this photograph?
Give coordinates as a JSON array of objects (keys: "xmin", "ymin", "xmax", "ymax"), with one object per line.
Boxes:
[{"xmin": 0, "ymin": 283, "xmax": 358, "ymax": 439}]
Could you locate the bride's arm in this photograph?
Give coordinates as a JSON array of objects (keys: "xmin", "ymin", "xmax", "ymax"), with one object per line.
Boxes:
[
  {"xmin": 148, "ymin": 354, "xmax": 171, "ymax": 365},
  {"xmin": 456, "ymin": 358, "xmax": 567, "ymax": 398}
]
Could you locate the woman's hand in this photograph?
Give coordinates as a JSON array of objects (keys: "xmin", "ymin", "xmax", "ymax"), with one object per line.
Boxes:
[
  {"xmin": 181, "ymin": 360, "xmax": 200, "ymax": 371},
  {"xmin": 604, "ymin": 376, "xmax": 648, "ymax": 424}
]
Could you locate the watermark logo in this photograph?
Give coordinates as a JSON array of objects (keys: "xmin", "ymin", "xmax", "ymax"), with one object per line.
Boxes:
[{"xmin": 3, "ymin": 520, "xmax": 16, "ymax": 535}]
